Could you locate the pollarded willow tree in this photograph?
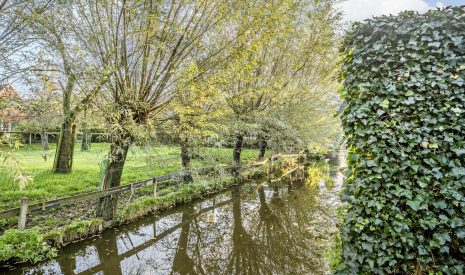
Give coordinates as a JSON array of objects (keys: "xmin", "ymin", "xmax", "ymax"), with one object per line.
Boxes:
[
  {"xmin": 24, "ymin": 1, "xmax": 113, "ymax": 173},
  {"xmin": 73, "ymin": 0, "xmax": 276, "ymax": 220},
  {"xmin": 218, "ymin": 0, "xmax": 341, "ymax": 164},
  {"xmin": 168, "ymin": 66, "xmax": 224, "ymax": 182},
  {"xmin": 163, "ymin": 0, "xmax": 288, "ymax": 180},
  {"xmin": 219, "ymin": 2, "xmax": 297, "ymax": 166},
  {"xmin": 257, "ymin": 0, "xmax": 341, "ymax": 157}
]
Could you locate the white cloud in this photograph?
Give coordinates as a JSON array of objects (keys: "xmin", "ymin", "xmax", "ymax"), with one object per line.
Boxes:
[
  {"xmin": 436, "ymin": 1, "xmax": 445, "ymax": 8},
  {"xmin": 339, "ymin": 0, "xmax": 433, "ymax": 22}
]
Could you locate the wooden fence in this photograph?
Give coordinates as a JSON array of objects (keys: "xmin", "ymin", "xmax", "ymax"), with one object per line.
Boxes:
[
  {"xmin": 0, "ymin": 152, "xmax": 302, "ymax": 231},
  {"xmin": 0, "ymin": 161, "xmax": 269, "ymax": 229},
  {"xmin": 0, "ymin": 131, "xmax": 106, "ymax": 145}
]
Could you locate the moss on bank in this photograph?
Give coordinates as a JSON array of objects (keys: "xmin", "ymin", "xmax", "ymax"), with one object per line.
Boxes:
[
  {"xmin": 0, "ymin": 218, "xmax": 104, "ymax": 264},
  {"xmin": 0, "ymin": 228, "xmax": 57, "ymax": 264}
]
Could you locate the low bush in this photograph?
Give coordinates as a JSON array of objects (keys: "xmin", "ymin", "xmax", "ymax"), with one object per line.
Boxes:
[{"xmin": 0, "ymin": 228, "xmax": 56, "ymax": 263}]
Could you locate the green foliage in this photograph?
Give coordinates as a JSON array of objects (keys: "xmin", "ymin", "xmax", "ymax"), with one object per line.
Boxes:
[
  {"xmin": 324, "ymin": 231, "xmax": 343, "ymax": 271},
  {"xmin": 0, "ymin": 135, "xmax": 32, "ymax": 190},
  {"xmin": 0, "ymin": 228, "xmax": 56, "ymax": 264},
  {"xmin": 63, "ymin": 219, "xmax": 101, "ymax": 235},
  {"xmin": 339, "ymin": 6, "xmax": 465, "ymax": 274},
  {"xmin": 324, "ymin": 205, "xmax": 347, "ymax": 272},
  {"xmin": 240, "ymin": 166, "xmax": 266, "ymax": 180},
  {"xmin": 44, "ymin": 218, "xmax": 103, "ymax": 246},
  {"xmin": 306, "ymin": 163, "xmax": 334, "ymax": 188}
]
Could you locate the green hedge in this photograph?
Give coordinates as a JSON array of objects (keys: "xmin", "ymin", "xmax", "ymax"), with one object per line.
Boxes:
[{"xmin": 339, "ymin": 6, "xmax": 465, "ymax": 274}]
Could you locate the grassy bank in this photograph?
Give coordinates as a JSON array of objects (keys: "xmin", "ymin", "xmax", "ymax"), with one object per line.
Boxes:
[
  {"xmin": 0, "ymin": 165, "xmax": 267, "ymax": 266},
  {"xmin": 0, "ymin": 143, "xmax": 262, "ymax": 209}
]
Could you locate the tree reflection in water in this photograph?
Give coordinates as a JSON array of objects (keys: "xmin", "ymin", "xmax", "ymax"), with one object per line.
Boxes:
[
  {"xmin": 94, "ymin": 230, "xmax": 123, "ymax": 275},
  {"xmin": 171, "ymin": 205, "xmax": 195, "ymax": 274},
  {"xmin": 8, "ymin": 162, "xmax": 340, "ymax": 275},
  {"xmin": 225, "ymin": 186, "xmax": 265, "ymax": 274}
]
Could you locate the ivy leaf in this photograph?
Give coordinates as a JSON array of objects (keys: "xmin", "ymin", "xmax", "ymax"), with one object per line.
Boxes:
[
  {"xmin": 432, "ymin": 200, "xmax": 447, "ymax": 209},
  {"xmin": 380, "ymin": 99, "xmax": 389, "ymax": 109},
  {"xmin": 455, "ymin": 78, "xmax": 464, "ymax": 86},
  {"xmin": 433, "ymin": 232, "xmax": 451, "ymax": 246},
  {"xmin": 456, "ymin": 229, "xmax": 465, "ymax": 239},
  {"xmin": 439, "ymin": 246, "xmax": 449, "ymax": 254},
  {"xmin": 366, "ymin": 160, "xmax": 377, "ymax": 167},
  {"xmin": 450, "ymin": 218, "xmax": 464, "ymax": 228},
  {"xmin": 418, "ymin": 245, "xmax": 428, "ymax": 255},
  {"xmin": 452, "ymin": 167, "xmax": 465, "ymax": 176},
  {"xmin": 452, "ymin": 148, "xmax": 465, "ymax": 156},
  {"xmin": 403, "ymin": 97, "xmax": 416, "ymax": 105},
  {"xmin": 406, "ymin": 199, "xmax": 421, "ymax": 211},
  {"xmin": 451, "ymin": 107, "xmax": 462, "ymax": 115}
]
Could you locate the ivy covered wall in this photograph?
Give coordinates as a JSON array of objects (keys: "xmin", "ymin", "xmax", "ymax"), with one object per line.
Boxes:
[{"xmin": 339, "ymin": 6, "xmax": 465, "ymax": 274}]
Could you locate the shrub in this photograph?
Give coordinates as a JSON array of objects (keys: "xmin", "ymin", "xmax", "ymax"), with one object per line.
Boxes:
[
  {"xmin": 0, "ymin": 228, "xmax": 56, "ymax": 263},
  {"xmin": 339, "ymin": 6, "xmax": 465, "ymax": 274}
]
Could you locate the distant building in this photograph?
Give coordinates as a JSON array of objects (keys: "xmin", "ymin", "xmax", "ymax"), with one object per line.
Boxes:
[{"xmin": 0, "ymin": 84, "xmax": 27, "ymax": 132}]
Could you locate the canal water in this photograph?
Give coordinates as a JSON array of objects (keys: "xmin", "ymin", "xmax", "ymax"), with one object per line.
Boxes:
[{"xmin": 7, "ymin": 160, "xmax": 342, "ymax": 275}]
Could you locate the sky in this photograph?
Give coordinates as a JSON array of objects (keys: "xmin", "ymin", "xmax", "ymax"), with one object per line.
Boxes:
[
  {"xmin": 6, "ymin": 0, "xmax": 465, "ymax": 95},
  {"xmin": 339, "ymin": 0, "xmax": 465, "ymax": 22}
]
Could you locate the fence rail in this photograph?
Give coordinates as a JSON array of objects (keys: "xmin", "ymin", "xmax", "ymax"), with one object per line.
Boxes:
[
  {"xmin": 0, "ymin": 152, "xmax": 305, "ymax": 232},
  {"xmin": 0, "ymin": 173, "xmax": 175, "ymax": 219},
  {"xmin": 0, "ymin": 161, "xmax": 268, "ymax": 220}
]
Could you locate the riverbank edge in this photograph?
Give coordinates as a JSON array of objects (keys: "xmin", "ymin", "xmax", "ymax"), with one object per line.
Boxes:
[{"xmin": 0, "ymin": 161, "xmax": 280, "ymax": 268}]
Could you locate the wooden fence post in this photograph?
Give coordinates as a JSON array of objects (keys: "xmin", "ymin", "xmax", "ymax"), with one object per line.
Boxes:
[
  {"xmin": 153, "ymin": 180, "xmax": 158, "ymax": 197},
  {"xmin": 18, "ymin": 197, "xmax": 29, "ymax": 230},
  {"xmin": 29, "ymin": 133, "xmax": 32, "ymax": 145}
]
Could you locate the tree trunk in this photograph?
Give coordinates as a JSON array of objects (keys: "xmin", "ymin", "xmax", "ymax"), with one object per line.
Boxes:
[
  {"xmin": 180, "ymin": 136, "xmax": 193, "ymax": 183},
  {"xmin": 81, "ymin": 128, "xmax": 91, "ymax": 151},
  {"xmin": 233, "ymin": 134, "xmax": 244, "ymax": 166},
  {"xmin": 175, "ymin": 114, "xmax": 193, "ymax": 183},
  {"xmin": 40, "ymin": 129, "xmax": 49, "ymax": 150},
  {"xmin": 96, "ymin": 142, "xmax": 129, "ymax": 220},
  {"xmin": 258, "ymin": 139, "xmax": 267, "ymax": 161},
  {"xmin": 52, "ymin": 122, "xmax": 76, "ymax": 173}
]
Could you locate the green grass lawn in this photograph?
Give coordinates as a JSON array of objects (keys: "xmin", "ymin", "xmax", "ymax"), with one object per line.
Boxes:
[{"xmin": 0, "ymin": 143, "xmax": 261, "ymax": 210}]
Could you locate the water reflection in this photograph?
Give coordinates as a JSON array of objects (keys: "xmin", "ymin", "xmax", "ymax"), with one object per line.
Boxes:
[
  {"xmin": 171, "ymin": 205, "xmax": 194, "ymax": 274},
  {"xmin": 7, "ymin": 162, "xmax": 341, "ymax": 275}
]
